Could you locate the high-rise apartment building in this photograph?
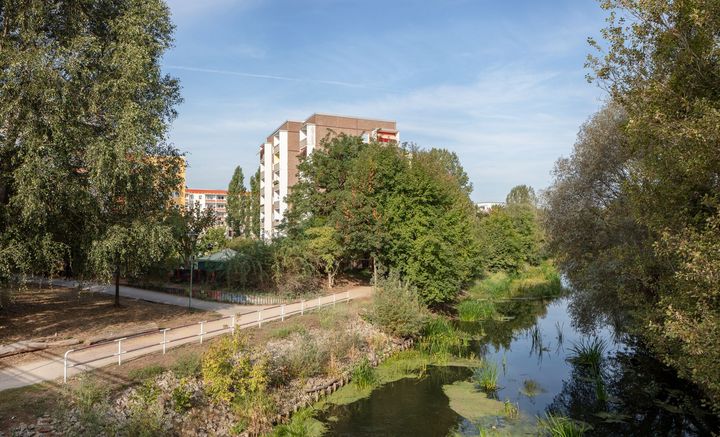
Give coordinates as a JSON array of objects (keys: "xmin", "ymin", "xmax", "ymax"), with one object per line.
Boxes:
[
  {"xmin": 185, "ymin": 188, "xmax": 229, "ymax": 226},
  {"xmin": 259, "ymin": 113, "xmax": 398, "ymax": 239}
]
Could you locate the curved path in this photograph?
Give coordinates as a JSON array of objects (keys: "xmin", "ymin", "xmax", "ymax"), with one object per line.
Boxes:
[{"xmin": 0, "ymin": 285, "xmax": 372, "ymax": 392}]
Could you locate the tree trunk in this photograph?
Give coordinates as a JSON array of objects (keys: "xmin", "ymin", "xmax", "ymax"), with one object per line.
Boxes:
[
  {"xmin": 327, "ymin": 272, "xmax": 333, "ymax": 289},
  {"xmin": 114, "ymin": 265, "xmax": 121, "ymax": 307}
]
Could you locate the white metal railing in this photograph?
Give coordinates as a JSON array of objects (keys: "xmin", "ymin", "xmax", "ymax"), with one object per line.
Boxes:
[{"xmin": 63, "ymin": 290, "xmax": 353, "ymax": 383}]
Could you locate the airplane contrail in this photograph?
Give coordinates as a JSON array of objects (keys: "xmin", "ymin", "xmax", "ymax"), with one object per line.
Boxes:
[{"xmin": 164, "ymin": 65, "xmax": 394, "ymax": 91}]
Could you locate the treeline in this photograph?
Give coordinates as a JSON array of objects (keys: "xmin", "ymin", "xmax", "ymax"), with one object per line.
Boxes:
[
  {"xmin": 544, "ymin": 0, "xmax": 720, "ymax": 405},
  {"xmin": 221, "ymin": 135, "xmax": 545, "ymax": 306}
]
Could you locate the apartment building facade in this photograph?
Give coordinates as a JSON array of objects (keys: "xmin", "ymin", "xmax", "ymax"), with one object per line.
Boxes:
[
  {"xmin": 259, "ymin": 114, "xmax": 398, "ymax": 239},
  {"xmin": 185, "ymin": 188, "xmax": 229, "ymax": 226}
]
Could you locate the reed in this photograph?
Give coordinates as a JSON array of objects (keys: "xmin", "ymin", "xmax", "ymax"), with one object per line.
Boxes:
[
  {"xmin": 473, "ymin": 362, "xmax": 499, "ymax": 392},
  {"xmin": 537, "ymin": 413, "xmax": 590, "ymax": 437},
  {"xmin": 567, "ymin": 337, "xmax": 607, "ymax": 376}
]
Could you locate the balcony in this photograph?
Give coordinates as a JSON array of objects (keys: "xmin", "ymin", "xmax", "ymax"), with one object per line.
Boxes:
[
  {"xmin": 273, "ymin": 162, "xmax": 280, "ymax": 173},
  {"xmin": 273, "ymin": 201, "xmax": 280, "ymax": 211},
  {"xmin": 273, "ymin": 144, "xmax": 280, "ymax": 155}
]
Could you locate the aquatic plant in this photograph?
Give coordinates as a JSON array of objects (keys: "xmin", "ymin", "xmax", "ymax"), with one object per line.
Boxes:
[
  {"xmin": 473, "ymin": 362, "xmax": 499, "ymax": 392},
  {"xmin": 351, "ymin": 358, "xmax": 377, "ymax": 389},
  {"xmin": 420, "ymin": 318, "xmax": 469, "ymax": 358},
  {"xmin": 567, "ymin": 337, "xmax": 607, "ymax": 376},
  {"xmin": 271, "ymin": 407, "xmax": 327, "ymax": 437},
  {"xmin": 520, "ymin": 379, "xmax": 544, "ymax": 398},
  {"xmin": 457, "ymin": 299, "xmax": 496, "ymax": 321},
  {"xmin": 537, "ymin": 413, "xmax": 590, "ymax": 436},
  {"xmin": 469, "ymin": 271, "xmax": 514, "ymax": 299},
  {"xmin": 503, "ymin": 399, "xmax": 519, "ymax": 419}
]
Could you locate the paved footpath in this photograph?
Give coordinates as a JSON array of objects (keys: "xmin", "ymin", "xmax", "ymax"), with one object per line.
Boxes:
[{"xmin": 0, "ymin": 285, "xmax": 372, "ymax": 392}]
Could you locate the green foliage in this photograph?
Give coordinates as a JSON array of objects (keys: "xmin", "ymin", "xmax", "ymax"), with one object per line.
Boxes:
[
  {"xmin": 74, "ymin": 377, "xmax": 108, "ymax": 417},
  {"xmin": 272, "ymin": 237, "xmax": 322, "ymax": 293},
  {"xmin": 249, "ymin": 170, "xmax": 262, "ymax": 239},
  {"xmin": 171, "ymin": 378, "xmax": 194, "ymax": 413},
  {"xmin": 567, "ymin": 337, "xmax": 606, "ymax": 377},
  {"xmin": 351, "ymin": 358, "xmax": 378, "ymax": 389},
  {"xmin": 366, "ymin": 272, "xmax": 429, "ymax": 337},
  {"xmin": 172, "ymin": 353, "xmax": 201, "ymax": 378},
  {"xmin": 503, "ymin": 399, "xmax": 519, "ymax": 420},
  {"xmin": 224, "ymin": 238, "xmax": 273, "ymax": 289},
  {"xmin": 506, "ymin": 185, "xmax": 537, "ymax": 207},
  {"xmin": 198, "ymin": 226, "xmax": 228, "ymax": 256},
  {"xmin": 477, "ymin": 203, "xmax": 542, "ymax": 273},
  {"xmin": 457, "ymin": 300, "xmax": 496, "ymax": 321},
  {"xmin": 547, "ymin": 0, "xmax": 720, "ymax": 405},
  {"xmin": 473, "ymin": 362, "xmax": 499, "ymax": 392},
  {"xmin": 285, "ymin": 136, "xmax": 479, "ymax": 304},
  {"xmin": 271, "ymin": 333, "xmax": 329, "ymax": 383},
  {"xmin": 419, "ymin": 318, "xmax": 468, "ymax": 358},
  {"xmin": 227, "ymin": 166, "xmax": 251, "ymax": 237},
  {"xmin": 537, "ymin": 413, "xmax": 590, "ymax": 437},
  {"xmin": 0, "ymin": 0, "xmax": 183, "ymax": 283},
  {"xmin": 520, "ymin": 379, "xmax": 544, "ymax": 398},
  {"xmin": 201, "ymin": 333, "xmax": 268, "ymax": 404},
  {"xmin": 305, "ymin": 225, "xmax": 344, "ymax": 288},
  {"xmin": 271, "ymin": 408, "xmax": 327, "ymax": 437}
]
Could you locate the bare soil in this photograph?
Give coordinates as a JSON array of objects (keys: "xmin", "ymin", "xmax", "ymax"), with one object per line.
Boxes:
[{"xmin": 0, "ymin": 285, "xmax": 217, "ymax": 366}]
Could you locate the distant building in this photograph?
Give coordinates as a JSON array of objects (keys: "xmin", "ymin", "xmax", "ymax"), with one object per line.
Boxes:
[
  {"xmin": 477, "ymin": 202, "xmax": 505, "ymax": 213},
  {"xmin": 185, "ymin": 188, "xmax": 228, "ymax": 225},
  {"xmin": 259, "ymin": 113, "xmax": 399, "ymax": 239}
]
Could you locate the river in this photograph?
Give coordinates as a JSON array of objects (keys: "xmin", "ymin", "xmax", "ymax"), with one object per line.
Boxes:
[{"xmin": 318, "ymin": 296, "xmax": 718, "ymax": 436}]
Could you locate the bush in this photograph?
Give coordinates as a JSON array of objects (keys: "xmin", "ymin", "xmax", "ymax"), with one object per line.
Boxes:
[
  {"xmin": 271, "ymin": 333, "xmax": 329, "ymax": 383},
  {"xmin": 272, "ymin": 238, "xmax": 322, "ymax": 294},
  {"xmin": 171, "ymin": 378, "xmax": 194, "ymax": 413},
  {"xmin": 351, "ymin": 358, "xmax": 377, "ymax": 389},
  {"xmin": 366, "ymin": 272, "xmax": 429, "ymax": 337},
  {"xmin": 224, "ymin": 239, "xmax": 273, "ymax": 289},
  {"xmin": 201, "ymin": 332, "xmax": 268, "ymax": 404},
  {"xmin": 172, "ymin": 353, "xmax": 201, "ymax": 378}
]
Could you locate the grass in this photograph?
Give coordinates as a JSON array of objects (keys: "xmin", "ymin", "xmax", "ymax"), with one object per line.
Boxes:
[
  {"xmin": 419, "ymin": 318, "xmax": 469, "ymax": 358},
  {"xmin": 468, "ymin": 260, "xmax": 565, "ymax": 301},
  {"xmin": 172, "ymin": 353, "xmax": 202, "ymax": 377},
  {"xmin": 504, "ymin": 399, "xmax": 520, "ymax": 419},
  {"xmin": 127, "ymin": 365, "xmax": 166, "ymax": 382},
  {"xmin": 271, "ymin": 323, "xmax": 307, "ymax": 339},
  {"xmin": 567, "ymin": 337, "xmax": 607, "ymax": 376},
  {"xmin": 537, "ymin": 413, "xmax": 591, "ymax": 436},
  {"xmin": 473, "ymin": 362, "xmax": 499, "ymax": 393},
  {"xmin": 457, "ymin": 300, "xmax": 496, "ymax": 321},
  {"xmin": 270, "ymin": 407, "xmax": 327, "ymax": 437},
  {"xmin": 351, "ymin": 358, "xmax": 378, "ymax": 389}
]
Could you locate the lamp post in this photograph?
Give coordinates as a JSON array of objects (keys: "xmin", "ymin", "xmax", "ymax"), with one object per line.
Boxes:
[{"xmin": 187, "ymin": 231, "xmax": 198, "ymax": 310}]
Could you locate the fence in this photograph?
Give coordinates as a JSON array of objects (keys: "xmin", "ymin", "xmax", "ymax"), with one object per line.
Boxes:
[
  {"xmin": 62, "ymin": 290, "xmax": 353, "ymax": 383},
  {"xmin": 132, "ymin": 284, "xmax": 292, "ymax": 306}
]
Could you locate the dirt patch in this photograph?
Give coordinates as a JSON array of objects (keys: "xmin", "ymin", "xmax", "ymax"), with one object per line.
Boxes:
[{"xmin": 0, "ymin": 286, "xmax": 217, "ymax": 366}]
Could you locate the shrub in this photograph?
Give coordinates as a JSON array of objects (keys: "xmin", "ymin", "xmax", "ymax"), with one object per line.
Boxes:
[
  {"xmin": 271, "ymin": 407, "xmax": 327, "ymax": 437},
  {"xmin": 74, "ymin": 376, "xmax": 108, "ymax": 416},
  {"xmin": 171, "ymin": 378, "xmax": 194, "ymax": 413},
  {"xmin": 457, "ymin": 300, "xmax": 496, "ymax": 321},
  {"xmin": 271, "ymin": 323, "xmax": 308, "ymax": 339},
  {"xmin": 351, "ymin": 358, "xmax": 377, "ymax": 389},
  {"xmin": 201, "ymin": 332, "xmax": 268, "ymax": 404},
  {"xmin": 272, "ymin": 238, "xmax": 322, "ymax": 294},
  {"xmin": 366, "ymin": 272, "xmax": 429, "ymax": 337},
  {"xmin": 172, "ymin": 353, "xmax": 201, "ymax": 378},
  {"xmin": 224, "ymin": 239, "xmax": 274, "ymax": 289}
]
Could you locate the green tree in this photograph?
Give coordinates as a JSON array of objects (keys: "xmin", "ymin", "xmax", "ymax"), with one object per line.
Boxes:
[
  {"xmin": 249, "ymin": 169, "xmax": 261, "ymax": 239},
  {"xmin": 505, "ymin": 185, "xmax": 537, "ymax": 207},
  {"xmin": 227, "ymin": 166, "xmax": 251, "ymax": 237},
  {"xmin": 547, "ymin": 0, "xmax": 720, "ymax": 405},
  {"xmin": 198, "ymin": 226, "xmax": 228, "ymax": 256},
  {"xmin": 169, "ymin": 203, "xmax": 218, "ymax": 269},
  {"xmin": 0, "ymin": 1, "xmax": 183, "ymax": 302},
  {"xmin": 305, "ymin": 226, "xmax": 344, "ymax": 288}
]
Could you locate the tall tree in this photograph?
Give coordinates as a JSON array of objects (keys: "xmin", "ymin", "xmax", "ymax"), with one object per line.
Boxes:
[
  {"xmin": 249, "ymin": 169, "xmax": 261, "ymax": 238},
  {"xmin": 0, "ymin": 1, "xmax": 183, "ymax": 304},
  {"xmin": 226, "ymin": 166, "xmax": 248, "ymax": 237},
  {"xmin": 547, "ymin": 0, "xmax": 720, "ymax": 405},
  {"xmin": 505, "ymin": 185, "xmax": 537, "ymax": 207}
]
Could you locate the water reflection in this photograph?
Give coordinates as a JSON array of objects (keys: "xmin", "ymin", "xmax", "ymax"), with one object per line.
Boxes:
[{"xmin": 321, "ymin": 296, "xmax": 718, "ymax": 436}]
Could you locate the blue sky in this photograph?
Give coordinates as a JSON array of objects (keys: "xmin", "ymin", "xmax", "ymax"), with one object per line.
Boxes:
[{"xmin": 163, "ymin": 0, "xmax": 608, "ymax": 202}]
